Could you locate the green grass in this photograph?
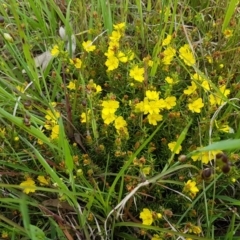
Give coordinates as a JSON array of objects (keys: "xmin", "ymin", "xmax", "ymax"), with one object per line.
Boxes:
[{"xmin": 0, "ymin": 0, "xmax": 240, "ymax": 239}]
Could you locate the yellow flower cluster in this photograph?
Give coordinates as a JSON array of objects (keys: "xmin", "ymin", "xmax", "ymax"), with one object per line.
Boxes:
[
  {"xmin": 44, "ymin": 103, "xmax": 60, "ymax": 140},
  {"xmin": 19, "ymin": 176, "xmax": 50, "ymax": 194},
  {"xmin": 101, "ymin": 99, "xmax": 128, "ymax": 136},
  {"xmin": 135, "ymin": 90, "xmax": 176, "ymax": 125},
  {"xmin": 191, "ymin": 149, "xmax": 222, "ymax": 164},
  {"xmin": 209, "ymin": 84, "xmax": 230, "ymax": 106},
  {"xmin": 191, "ymin": 73, "xmax": 210, "ymax": 92},
  {"xmin": 105, "ymin": 23, "xmax": 134, "ymax": 71},
  {"xmin": 186, "ymin": 223, "xmax": 202, "ymax": 235},
  {"xmin": 183, "ymin": 72, "xmax": 209, "ymax": 113},
  {"xmin": 101, "ymin": 99, "xmax": 119, "ymax": 124},
  {"xmin": 160, "ymin": 34, "xmax": 176, "ymax": 65}
]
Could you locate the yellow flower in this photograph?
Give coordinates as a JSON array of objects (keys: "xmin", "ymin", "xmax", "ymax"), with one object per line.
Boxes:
[
  {"xmin": 142, "ymin": 167, "xmax": 151, "ymax": 175},
  {"xmin": 168, "ymin": 141, "xmax": 182, "ymax": 154},
  {"xmin": 72, "ymin": 58, "xmax": 82, "ymax": 68},
  {"xmin": 146, "ymin": 90, "xmax": 159, "ymax": 100},
  {"xmin": 108, "ymin": 40, "xmax": 120, "ymax": 51},
  {"xmin": 129, "ymin": 66, "xmax": 145, "ymax": 82},
  {"xmin": 191, "ymin": 150, "xmax": 222, "ymax": 164},
  {"xmin": 117, "ymin": 51, "xmax": 128, "ymax": 63},
  {"xmin": 95, "ymin": 84, "xmax": 102, "ymax": 93},
  {"xmin": 82, "ymin": 40, "xmax": 96, "ymax": 52},
  {"xmin": 164, "ymin": 96, "xmax": 176, "ymax": 110},
  {"xmin": 165, "ymin": 76, "xmax": 173, "ymax": 84},
  {"xmin": 162, "ymin": 34, "xmax": 172, "ymax": 46},
  {"xmin": 192, "ymin": 225, "xmax": 202, "ymax": 234},
  {"xmin": 151, "ymin": 234, "xmax": 162, "ymax": 240},
  {"xmin": 147, "ymin": 113, "xmax": 163, "ymax": 125},
  {"xmin": 0, "ymin": 128, "xmax": 6, "ymax": 138},
  {"xmin": 206, "ymin": 55, "xmax": 213, "ymax": 64},
  {"xmin": 105, "ymin": 55, "xmax": 119, "ymax": 71},
  {"xmin": 87, "ymin": 80, "xmax": 102, "ymax": 94},
  {"xmin": 113, "ymin": 22, "xmax": 126, "ymax": 31},
  {"xmin": 50, "ymin": 124, "xmax": 59, "ymax": 140},
  {"xmin": 37, "ymin": 176, "xmax": 50, "ymax": 186},
  {"xmin": 183, "ymin": 180, "xmax": 199, "ymax": 198},
  {"xmin": 201, "ymin": 80, "xmax": 210, "ymax": 91},
  {"xmin": 223, "ymin": 29, "xmax": 233, "ymax": 39},
  {"xmin": 1, "ymin": 231, "xmax": 8, "ymax": 239},
  {"xmin": 190, "ymin": 73, "xmax": 210, "ymax": 92},
  {"xmin": 148, "ymin": 101, "xmax": 161, "ymax": 114},
  {"xmin": 45, "ymin": 109, "xmax": 60, "ymax": 122},
  {"xmin": 20, "ymin": 178, "xmax": 36, "ymax": 194},
  {"xmin": 114, "ymin": 116, "xmax": 127, "ymax": 130},
  {"xmin": 44, "ymin": 109, "xmax": 60, "ymax": 130},
  {"xmin": 37, "ymin": 139, "xmax": 43, "ymax": 145},
  {"xmin": 51, "ymin": 45, "xmax": 59, "ymax": 57},
  {"xmin": 101, "ymin": 100, "xmax": 119, "ymax": 124},
  {"xmin": 126, "ymin": 50, "xmax": 135, "ymax": 61},
  {"xmin": 184, "ymin": 81, "xmax": 197, "ymax": 95},
  {"xmin": 102, "ymin": 112, "xmax": 117, "ymax": 124},
  {"xmin": 102, "ymin": 100, "xmax": 119, "ymax": 115},
  {"xmin": 139, "ymin": 208, "xmax": 153, "ymax": 225},
  {"xmin": 209, "ymin": 85, "xmax": 230, "ymax": 106},
  {"xmin": 81, "ymin": 111, "xmax": 91, "ymax": 123},
  {"xmin": 67, "ymin": 80, "xmax": 76, "ymax": 90},
  {"xmin": 109, "ymin": 31, "xmax": 122, "ymax": 42},
  {"xmin": 105, "ymin": 49, "xmax": 115, "ymax": 58},
  {"xmin": 215, "ymin": 120, "xmax": 234, "ymax": 133},
  {"xmin": 162, "ymin": 47, "xmax": 176, "ymax": 65},
  {"xmin": 191, "ymin": 73, "xmax": 205, "ymax": 82},
  {"xmin": 16, "ymin": 85, "xmax": 25, "ymax": 93},
  {"xmin": 179, "ymin": 44, "xmax": 195, "ymax": 66},
  {"xmin": 188, "ymin": 98, "xmax": 204, "ymax": 113},
  {"xmin": 135, "ymin": 99, "xmax": 147, "ymax": 113}
]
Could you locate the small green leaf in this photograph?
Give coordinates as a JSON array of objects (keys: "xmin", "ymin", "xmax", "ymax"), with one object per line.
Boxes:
[{"xmin": 29, "ymin": 225, "xmax": 49, "ymax": 240}]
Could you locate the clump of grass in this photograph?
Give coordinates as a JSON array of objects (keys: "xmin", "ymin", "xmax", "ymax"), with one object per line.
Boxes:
[{"xmin": 0, "ymin": 0, "xmax": 240, "ymax": 239}]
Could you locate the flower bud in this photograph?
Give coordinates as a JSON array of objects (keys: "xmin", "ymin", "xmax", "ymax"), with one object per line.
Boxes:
[
  {"xmin": 0, "ymin": 15, "xmax": 4, "ymax": 23},
  {"xmin": 222, "ymin": 164, "xmax": 231, "ymax": 174},
  {"xmin": 178, "ymin": 155, "xmax": 187, "ymax": 162},
  {"xmin": 202, "ymin": 168, "xmax": 212, "ymax": 180},
  {"xmin": 3, "ymin": 33, "xmax": 13, "ymax": 42},
  {"xmin": 216, "ymin": 152, "xmax": 229, "ymax": 163}
]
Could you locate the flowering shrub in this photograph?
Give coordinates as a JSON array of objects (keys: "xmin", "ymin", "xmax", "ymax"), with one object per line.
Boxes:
[{"xmin": 1, "ymin": 1, "xmax": 240, "ymax": 239}]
